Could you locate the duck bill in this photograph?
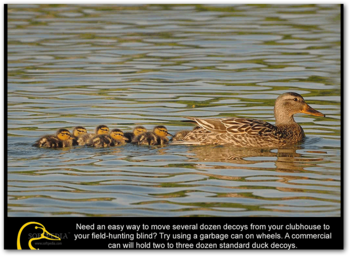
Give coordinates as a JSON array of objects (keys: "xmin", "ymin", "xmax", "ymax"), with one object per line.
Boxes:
[
  {"xmin": 122, "ymin": 136, "xmax": 128, "ymax": 141},
  {"xmin": 301, "ymin": 104, "xmax": 325, "ymax": 117},
  {"xmin": 167, "ymin": 132, "xmax": 174, "ymax": 137}
]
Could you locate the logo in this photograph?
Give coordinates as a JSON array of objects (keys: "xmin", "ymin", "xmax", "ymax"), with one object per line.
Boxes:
[{"xmin": 17, "ymin": 222, "xmax": 61, "ymax": 250}]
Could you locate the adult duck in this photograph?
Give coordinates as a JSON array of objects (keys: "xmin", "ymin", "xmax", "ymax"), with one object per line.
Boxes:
[{"xmin": 175, "ymin": 92, "xmax": 325, "ymax": 147}]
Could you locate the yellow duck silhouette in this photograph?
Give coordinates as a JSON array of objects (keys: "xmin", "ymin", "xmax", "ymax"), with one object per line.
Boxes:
[{"xmin": 17, "ymin": 222, "xmax": 60, "ymax": 250}]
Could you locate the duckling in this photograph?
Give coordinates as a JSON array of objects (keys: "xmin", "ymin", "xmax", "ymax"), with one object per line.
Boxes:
[
  {"xmin": 133, "ymin": 125, "xmax": 173, "ymax": 146},
  {"xmin": 133, "ymin": 132, "xmax": 158, "ymax": 146},
  {"xmin": 110, "ymin": 129, "xmax": 128, "ymax": 146},
  {"xmin": 33, "ymin": 128, "xmax": 77, "ymax": 148},
  {"xmin": 87, "ymin": 134, "xmax": 113, "ymax": 148},
  {"xmin": 124, "ymin": 126, "xmax": 147, "ymax": 143},
  {"xmin": 72, "ymin": 126, "xmax": 87, "ymax": 145},
  {"xmin": 78, "ymin": 125, "xmax": 109, "ymax": 146},
  {"xmin": 172, "ymin": 126, "xmax": 201, "ymax": 141},
  {"xmin": 87, "ymin": 128, "xmax": 128, "ymax": 148}
]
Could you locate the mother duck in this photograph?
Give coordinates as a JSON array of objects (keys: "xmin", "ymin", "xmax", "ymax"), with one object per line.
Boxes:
[{"xmin": 177, "ymin": 92, "xmax": 325, "ymax": 147}]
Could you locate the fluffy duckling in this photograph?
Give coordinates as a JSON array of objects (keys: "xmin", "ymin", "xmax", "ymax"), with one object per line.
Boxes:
[
  {"xmin": 72, "ymin": 126, "xmax": 87, "ymax": 145},
  {"xmin": 87, "ymin": 128, "xmax": 127, "ymax": 148},
  {"xmin": 172, "ymin": 126, "xmax": 201, "ymax": 141},
  {"xmin": 124, "ymin": 126, "xmax": 147, "ymax": 143},
  {"xmin": 78, "ymin": 125, "xmax": 109, "ymax": 146},
  {"xmin": 33, "ymin": 128, "xmax": 77, "ymax": 148},
  {"xmin": 87, "ymin": 134, "xmax": 113, "ymax": 148},
  {"xmin": 110, "ymin": 129, "xmax": 128, "ymax": 146},
  {"xmin": 133, "ymin": 125, "xmax": 173, "ymax": 146}
]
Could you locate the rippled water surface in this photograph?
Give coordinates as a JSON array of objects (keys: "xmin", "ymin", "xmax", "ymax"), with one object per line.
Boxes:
[{"xmin": 7, "ymin": 4, "xmax": 341, "ymax": 217}]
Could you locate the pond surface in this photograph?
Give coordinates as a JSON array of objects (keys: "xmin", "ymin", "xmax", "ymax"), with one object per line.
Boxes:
[{"xmin": 7, "ymin": 4, "xmax": 341, "ymax": 217}]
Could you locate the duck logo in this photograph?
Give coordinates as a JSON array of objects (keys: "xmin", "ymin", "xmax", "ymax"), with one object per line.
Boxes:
[{"xmin": 17, "ymin": 222, "xmax": 61, "ymax": 250}]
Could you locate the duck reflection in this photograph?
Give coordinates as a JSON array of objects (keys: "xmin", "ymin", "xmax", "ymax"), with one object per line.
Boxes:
[{"xmin": 184, "ymin": 145, "xmax": 326, "ymax": 173}]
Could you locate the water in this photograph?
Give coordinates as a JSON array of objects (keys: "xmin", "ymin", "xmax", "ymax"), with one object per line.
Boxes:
[{"xmin": 7, "ymin": 4, "xmax": 341, "ymax": 217}]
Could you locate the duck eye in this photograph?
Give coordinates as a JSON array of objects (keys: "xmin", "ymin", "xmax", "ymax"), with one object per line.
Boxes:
[{"xmin": 293, "ymin": 98, "xmax": 298, "ymax": 102}]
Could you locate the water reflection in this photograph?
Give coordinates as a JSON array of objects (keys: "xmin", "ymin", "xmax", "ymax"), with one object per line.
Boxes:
[
  {"xmin": 183, "ymin": 145, "xmax": 328, "ymax": 174},
  {"xmin": 169, "ymin": 145, "xmax": 338, "ymax": 216}
]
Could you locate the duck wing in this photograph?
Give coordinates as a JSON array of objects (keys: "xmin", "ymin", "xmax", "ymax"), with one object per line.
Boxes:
[
  {"xmin": 184, "ymin": 117, "xmax": 276, "ymax": 135},
  {"xmin": 184, "ymin": 117, "xmax": 228, "ymax": 133}
]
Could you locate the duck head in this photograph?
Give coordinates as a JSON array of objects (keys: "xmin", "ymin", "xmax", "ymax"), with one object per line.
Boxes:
[
  {"xmin": 274, "ymin": 92, "xmax": 325, "ymax": 125},
  {"xmin": 95, "ymin": 125, "xmax": 109, "ymax": 135},
  {"xmin": 72, "ymin": 126, "xmax": 87, "ymax": 137},
  {"xmin": 133, "ymin": 126, "xmax": 147, "ymax": 136},
  {"xmin": 110, "ymin": 129, "xmax": 128, "ymax": 141},
  {"xmin": 153, "ymin": 126, "xmax": 173, "ymax": 137},
  {"xmin": 56, "ymin": 129, "xmax": 72, "ymax": 141}
]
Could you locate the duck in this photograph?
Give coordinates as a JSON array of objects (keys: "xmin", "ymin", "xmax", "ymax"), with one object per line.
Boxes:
[
  {"xmin": 172, "ymin": 126, "xmax": 201, "ymax": 142},
  {"xmin": 124, "ymin": 126, "xmax": 147, "ymax": 143},
  {"xmin": 175, "ymin": 92, "xmax": 325, "ymax": 147},
  {"xmin": 72, "ymin": 126, "xmax": 87, "ymax": 145},
  {"xmin": 87, "ymin": 134, "xmax": 112, "ymax": 148},
  {"xmin": 87, "ymin": 128, "xmax": 127, "ymax": 148},
  {"xmin": 33, "ymin": 128, "xmax": 77, "ymax": 148},
  {"xmin": 132, "ymin": 125, "xmax": 173, "ymax": 146},
  {"xmin": 109, "ymin": 128, "xmax": 128, "ymax": 146},
  {"xmin": 77, "ymin": 125, "xmax": 109, "ymax": 146}
]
